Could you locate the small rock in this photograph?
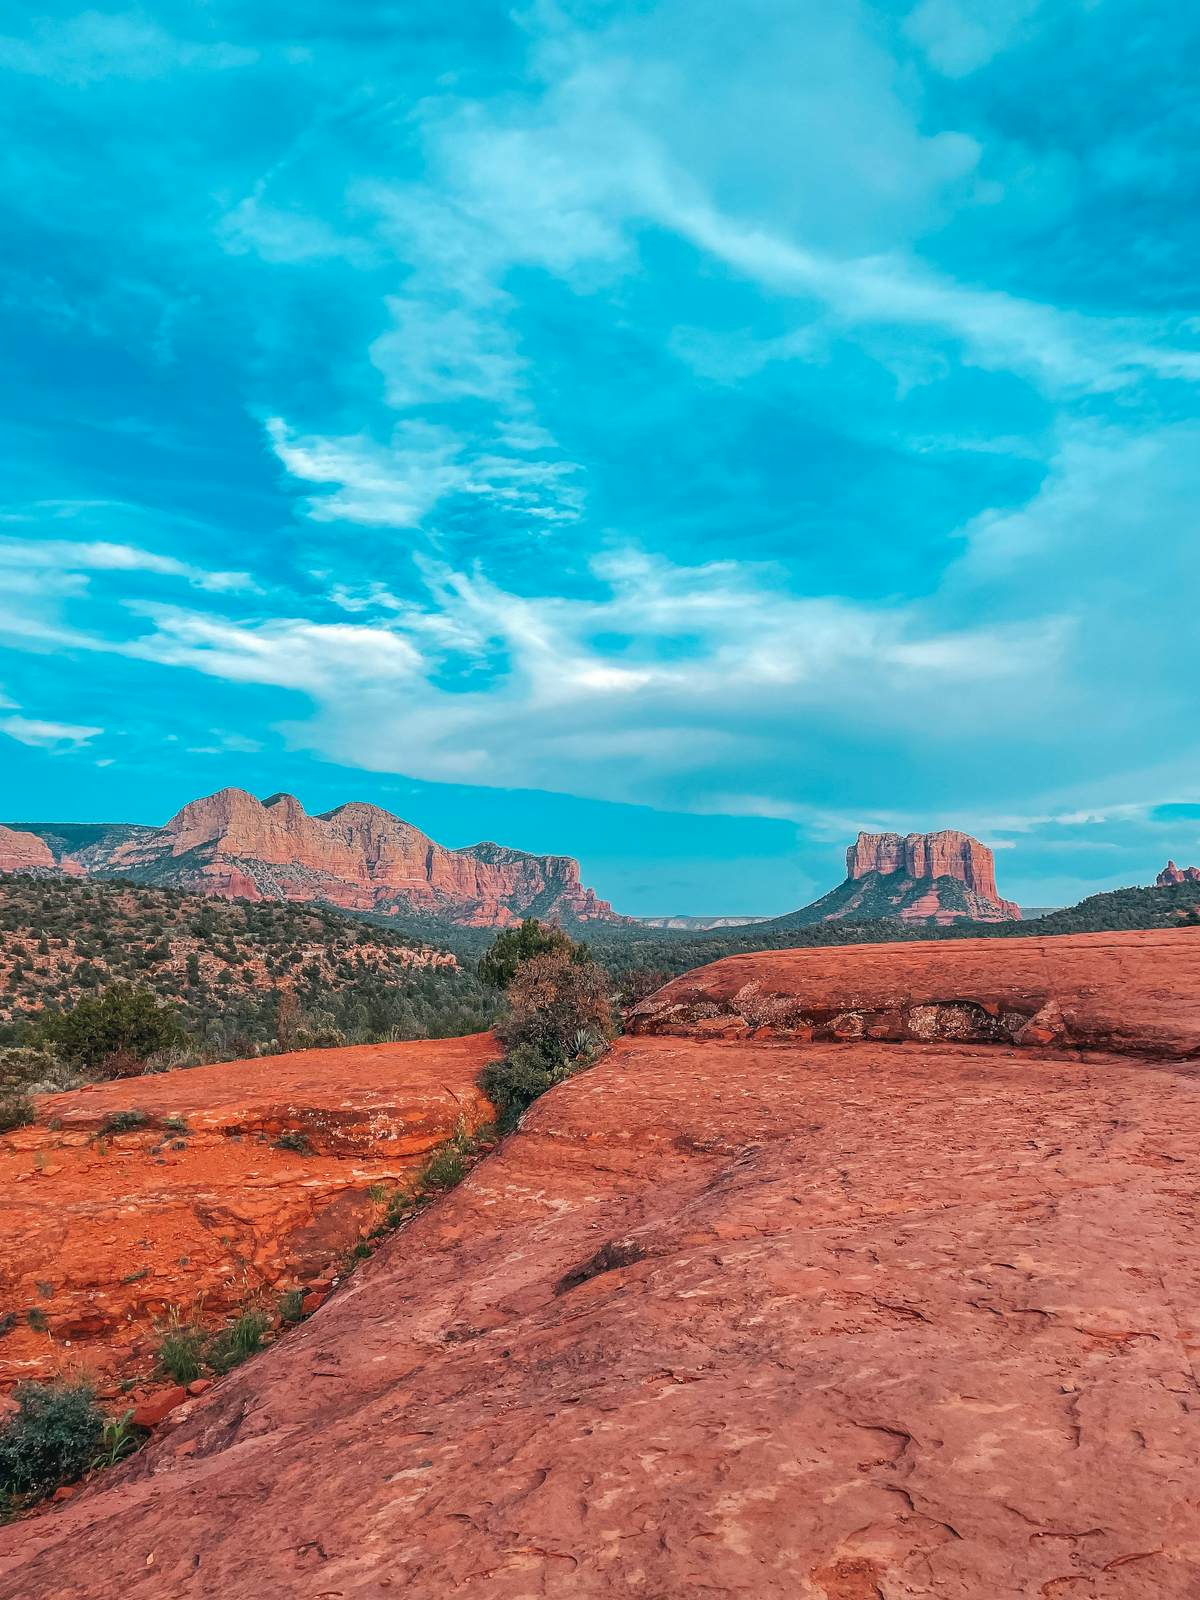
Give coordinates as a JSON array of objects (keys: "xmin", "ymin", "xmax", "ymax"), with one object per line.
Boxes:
[{"xmin": 131, "ymin": 1386, "xmax": 187, "ymax": 1428}]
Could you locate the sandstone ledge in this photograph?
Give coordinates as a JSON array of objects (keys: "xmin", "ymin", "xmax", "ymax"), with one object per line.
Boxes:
[
  {"xmin": 628, "ymin": 927, "xmax": 1200, "ymax": 1057},
  {"xmin": 0, "ymin": 1035, "xmax": 495, "ymax": 1393}
]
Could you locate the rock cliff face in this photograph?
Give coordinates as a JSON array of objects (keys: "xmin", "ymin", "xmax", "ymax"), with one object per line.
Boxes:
[
  {"xmin": 11, "ymin": 790, "xmax": 625, "ymax": 928},
  {"xmin": 0, "ymin": 824, "xmax": 65, "ymax": 875},
  {"xmin": 782, "ymin": 829, "xmax": 1021, "ymax": 926},
  {"xmin": 1158, "ymin": 859, "xmax": 1200, "ymax": 885},
  {"xmin": 3, "ymin": 928, "xmax": 1199, "ymax": 1598}
]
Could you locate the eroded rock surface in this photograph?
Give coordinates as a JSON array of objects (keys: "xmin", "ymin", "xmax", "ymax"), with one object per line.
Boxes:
[
  {"xmin": 2, "ymin": 930, "xmax": 1198, "ymax": 1598},
  {"xmin": 629, "ymin": 926, "xmax": 1200, "ymax": 1056},
  {"xmin": 0, "ymin": 1035, "xmax": 494, "ymax": 1393},
  {"xmin": 787, "ymin": 829, "xmax": 1021, "ymax": 925}
]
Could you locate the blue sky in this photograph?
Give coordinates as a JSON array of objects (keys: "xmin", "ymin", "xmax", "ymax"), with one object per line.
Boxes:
[{"xmin": 1, "ymin": 0, "xmax": 1198, "ymax": 914}]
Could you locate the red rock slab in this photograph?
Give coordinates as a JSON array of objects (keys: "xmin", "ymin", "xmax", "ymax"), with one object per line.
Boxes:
[
  {"xmin": 3, "ymin": 1030, "xmax": 1197, "ymax": 1597},
  {"xmin": 630, "ymin": 926, "xmax": 1200, "ymax": 1057},
  {"xmin": 0, "ymin": 1035, "xmax": 495, "ymax": 1392}
]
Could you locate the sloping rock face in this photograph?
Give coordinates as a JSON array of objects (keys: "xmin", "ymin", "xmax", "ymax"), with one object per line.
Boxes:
[
  {"xmin": 0, "ymin": 824, "xmax": 67, "ymax": 875},
  {"xmin": 838, "ymin": 829, "xmax": 1020, "ymax": 924},
  {"xmin": 3, "ymin": 930, "xmax": 1199, "ymax": 1598},
  {"xmin": 1158, "ymin": 859, "xmax": 1200, "ymax": 885},
  {"xmin": 0, "ymin": 1035, "xmax": 494, "ymax": 1395},
  {"xmin": 14, "ymin": 789, "xmax": 625, "ymax": 927}
]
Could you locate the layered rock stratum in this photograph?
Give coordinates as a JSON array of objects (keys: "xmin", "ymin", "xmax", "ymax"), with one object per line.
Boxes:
[
  {"xmin": 12, "ymin": 789, "xmax": 625, "ymax": 927},
  {"xmin": 0, "ymin": 1036, "xmax": 494, "ymax": 1394},
  {"xmin": 2, "ymin": 927, "xmax": 1198, "ymax": 1597},
  {"xmin": 779, "ymin": 829, "xmax": 1021, "ymax": 926}
]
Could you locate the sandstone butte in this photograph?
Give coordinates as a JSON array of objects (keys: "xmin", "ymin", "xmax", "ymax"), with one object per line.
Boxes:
[
  {"xmin": 2, "ymin": 926, "xmax": 1200, "ymax": 1596},
  {"xmin": 9, "ymin": 789, "xmax": 625, "ymax": 927},
  {"xmin": 840, "ymin": 829, "xmax": 1021, "ymax": 924},
  {"xmin": 0, "ymin": 1035, "xmax": 495, "ymax": 1397}
]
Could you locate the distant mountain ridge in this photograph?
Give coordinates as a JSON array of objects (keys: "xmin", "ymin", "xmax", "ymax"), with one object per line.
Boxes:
[{"xmin": 3, "ymin": 789, "xmax": 628, "ymax": 929}]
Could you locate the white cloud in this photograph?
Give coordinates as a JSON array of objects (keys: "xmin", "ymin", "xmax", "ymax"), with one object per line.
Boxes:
[
  {"xmin": 0, "ymin": 715, "xmax": 103, "ymax": 749},
  {"xmin": 332, "ymin": 5, "xmax": 1200, "ymax": 404},
  {"xmin": 98, "ymin": 546, "xmax": 1065, "ymax": 812},
  {"xmin": 369, "ymin": 297, "xmax": 526, "ymax": 409},
  {"xmin": 0, "ymin": 537, "xmax": 253, "ymax": 593},
  {"xmin": 265, "ymin": 416, "xmax": 583, "ymax": 529}
]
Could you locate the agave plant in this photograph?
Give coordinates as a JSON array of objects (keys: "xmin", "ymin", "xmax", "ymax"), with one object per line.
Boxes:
[{"xmin": 571, "ymin": 1028, "xmax": 598, "ymax": 1061}]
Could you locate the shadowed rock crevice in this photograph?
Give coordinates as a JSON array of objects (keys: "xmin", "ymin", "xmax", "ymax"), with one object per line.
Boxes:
[{"xmin": 555, "ymin": 1238, "xmax": 647, "ymax": 1294}]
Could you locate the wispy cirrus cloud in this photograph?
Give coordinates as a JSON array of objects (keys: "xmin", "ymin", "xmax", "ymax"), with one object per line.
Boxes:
[
  {"xmin": 264, "ymin": 417, "xmax": 583, "ymax": 530},
  {"xmin": 0, "ymin": 714, "xmax": 102, "ymax": 750},
  {"xmin": 0, "ymin": 537, "xmax": 254, "ymax": 594}
]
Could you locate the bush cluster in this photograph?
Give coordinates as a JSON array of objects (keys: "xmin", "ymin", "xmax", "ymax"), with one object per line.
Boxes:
[
  {"xmin": 0, "ymin": 874, "xmax": 501, "ymax": 1071},
  {"xmin": 0, "ymin": 1383, "xmax": 107, "ymax": 1504},
  {"xmin": 478, "ymin": 923, "xmax": 614, "ymax": 1129}
]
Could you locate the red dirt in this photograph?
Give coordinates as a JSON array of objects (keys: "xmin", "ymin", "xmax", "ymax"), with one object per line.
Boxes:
[
  {"xmin": 0, "ymin": 1035, "xmax": 495, "ymax": 1395},
  {"xmin": 2, "ymin": 930, "xmax": 1198, "ymax": 1596}
]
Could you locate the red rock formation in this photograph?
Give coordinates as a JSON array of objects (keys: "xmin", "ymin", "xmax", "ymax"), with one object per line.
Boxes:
[
  {"xmin": 0, "ymin": 1034, "xmax": 495, "ymax": 1394},
  {"xmin": 43, "ymin": 789, "xmax": 626, "ymax": 927},
  {"xmin": 0, "ymin": 824, "xmax": 64, "ymax": 875},
  {"xmin": 1158, "ymin": 859, "xmax": 1200, "ymax": 885},
  {"xmin": 628, "ymin": 925, "xmax": 1200, "ymax": 1056},
  {"xmin": 837, "ymin": 829, "xmax": 1020, "ymax": 923},
  {"xmin": 3, "ymin": 929, "xmax": 1200, "ymax": 1597}
]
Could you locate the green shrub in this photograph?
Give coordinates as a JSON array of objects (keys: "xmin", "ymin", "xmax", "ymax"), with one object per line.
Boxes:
[
  {"xmin": 0, "ymin": 1093, "xmax": 34, "ymax": 1134},
  {"xmin": 480, "ymin": 1044, "xmax": 566, "ymax": 1130},
  {"xmin": 495, "ymin": 952, "xmax": 613, "ymax": 1068},
  {"xmin": 30, "ymin": 983, "xmax": 185, "ymax": 1075},
  {"xmin": 0, "ymin": 1383, "xmax": 105, "ymax": 1501},
  {"xmin": 206, "ymin": 1309, "xmax": 270, "ymax": 1374},
  {"xmin": 90, "ymin": 1408, "xmax": 142, "ymax": 1471},
  {"xmin": 0, "ymin": 1045, "xmax": 71, "ymax": 1093},
  {"xmin": 478, "ymin": 918, "xmax": 581, "ymax": 990},
  {"xmin": 98, "ymin": 1109, "xmax": 148, "ymax": 1136},
  {"xmin": 273, "ymin": 1130, "xmax": 312, "ymax": 1155},
  {"xmin": 422, "ymin": 1144, "xmax": 467, "ymax": 1190},
  {"xmin": 277, "ymin": 1289, "xmax": 305, "ymax": 1324}
]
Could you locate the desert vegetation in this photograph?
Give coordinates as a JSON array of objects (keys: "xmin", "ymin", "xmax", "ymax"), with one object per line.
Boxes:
[
  {"xmin": 0, "ymin": 875, "xmax": 500, "ymax": 1076},
  {"xmin": 477, "ymin": 920, "xmax": 615, "ymax": 1127},
  {"xmin": 0, "ymin": 1382, "xmax": 141, "ymax": 1518}
]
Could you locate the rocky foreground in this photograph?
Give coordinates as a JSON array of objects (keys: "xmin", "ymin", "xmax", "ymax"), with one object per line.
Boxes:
[
  {"xmin": 2, "ymin": 929, "xmax": 1199, "ymax": 1597},
  {"xmin": 0, "ymin": 1037, "xmax": 494, "ymax": 1393}
]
